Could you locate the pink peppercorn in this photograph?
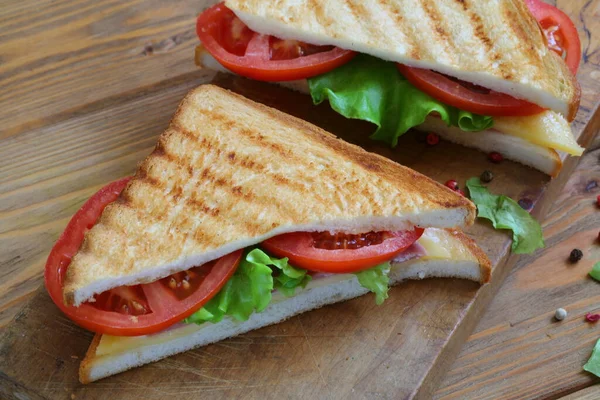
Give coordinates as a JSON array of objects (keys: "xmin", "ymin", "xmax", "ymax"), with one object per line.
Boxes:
[
  {"xmin": 445, "ymin": 180, "xmax": 459, "ymax": 191},
  {"xmin": 426, "ymin": 133, "xmax": 440, "ymax": 146},
  {"xmin": 489, "ymin": 152, "xmax": 504, "ymax": 163},
  {"xmin": 586, "ymin": 313, "xmax": 600, "ymax": 322}
]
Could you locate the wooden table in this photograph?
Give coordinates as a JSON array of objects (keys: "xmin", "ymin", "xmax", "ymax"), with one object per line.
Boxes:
[{"xmin": 1, "ymin": 1, "xmax": 599, "ymax": 399}]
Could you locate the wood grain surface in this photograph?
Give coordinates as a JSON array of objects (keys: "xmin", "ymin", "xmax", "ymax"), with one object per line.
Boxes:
[
  {"xmin": 0, "ymin": 0, "xmax": 599, "ymax": 399},
  {"xmin": 436, "ymin": 135, "xmax": 600, "ymax": 400}
]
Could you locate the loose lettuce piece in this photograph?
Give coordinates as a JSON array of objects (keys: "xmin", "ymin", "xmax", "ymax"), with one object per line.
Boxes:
[
  {"xmin": 589, "ymin": 262, "xmax": 600, "ymax": 282},
  {"xmin": 584, "ymin": 338, "xmax": 600, "ymax": 378},
  {"xmin": 185, "ymin": 249, "xmax": 311, "ymax": 325},
  {"xmin": 308, "ymin": 55, "xmax": 493, "ymax": 146},
  {"xmin": 354, "ymin": 262, "xmax": 391, "ymax": 305},
  {"xmin": 466, "ymin": 178, "xmax": 544, "ymax": 254}
]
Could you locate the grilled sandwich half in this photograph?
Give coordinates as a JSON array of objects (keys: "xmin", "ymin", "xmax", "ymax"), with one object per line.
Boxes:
[
  {"xmin": 196, "ymin": 0, "xmax": 584, "ymax": 176},
  {"xmin": 53, "ymin": 85, "xmax": 490, "ymax": 382}
]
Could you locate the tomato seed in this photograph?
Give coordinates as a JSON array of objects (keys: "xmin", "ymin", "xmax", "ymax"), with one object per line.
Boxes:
[
  {"xmin": 168, "ymin": 277, "xmax": 177, "ymax": 289},
  {"xmin": 182, "ymin": 280, "xmax": 191, "ymax": 290},
  {"xmin": 131, "ymin": 301, "xmax": 145, "ymax": 312}
]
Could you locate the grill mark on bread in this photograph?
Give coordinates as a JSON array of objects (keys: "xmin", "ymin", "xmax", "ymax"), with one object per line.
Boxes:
[
  {"xmin": 457, "ymin": 0, "xmax": 491, "ymax": 51},
  {"xmin": 420, "ymin": 0, "xmax": 457, "ymax": 63},
  {"xmin": 186, "ymin": 194, "xmax": 220, "ymax": 217},
  {"xmin": 454, "ymin": 0, "xmax": 508, "ymax": 77},
  {"xmin": 307, "ymin": 0, "xmax": 335, "ymax": 31},
  {"xmin": 500, "ymin": 0, "xmax": 541, "ymax": 76},
  {"xmin": 235, "ymin": 127, "xmax": 298, "ymax": 161},
  {"xmin": 340, "ymin": 0, "xmax": 378, "ymax": 44},
  {"xmin": 137, "ymin": 169, "xmax": 166, "ymax": 193},
  {"xmin": 175, "ymin": 126, "xmax": 224, "ymax": 159},
  {"xmin": 224, "ymin": 150, "xmax": 267, "ymax": 174},
  {"xmin": 223, "ymin": 149, "xmax": 312, "ymax": 197},
  {"xmin": 376, "ymin": 0, "xmax": 419, "ymax": 60}
]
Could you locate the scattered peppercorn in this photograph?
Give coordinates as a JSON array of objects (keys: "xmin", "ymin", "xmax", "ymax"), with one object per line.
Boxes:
[
  {"xmin": 569, "ymin": 248, "xmax": 583, "ymax": 263},
  {"xmin": 586, "ymin": 313, "xmax": 600, "ymax": 323},
  {"xmin": 481, "ymin": 170, "xmax": 494, "ymax": 183},
  {"xmin": 488, "ymin": 152, "xmax": 504, "ymax": 163},
  {"xmin": 426, "ymin": 133, "xmax": 440, "ymax": 146},
  {"xmin": 554, "ymin": 308, "xmax": 567, "ymax": 321},
  {"xmin": 445, "ymin": 180, "xmax": 459, "ymax": 191}
]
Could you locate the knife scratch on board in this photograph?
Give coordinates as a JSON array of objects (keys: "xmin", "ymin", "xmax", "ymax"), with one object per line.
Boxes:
[
  {"xmin": 298, "ymin": 316, "xmax": 328, "ymax": 387},
  {"xmin": 150, "ymin": 358, "xmax": 237, "ymax": 384}
]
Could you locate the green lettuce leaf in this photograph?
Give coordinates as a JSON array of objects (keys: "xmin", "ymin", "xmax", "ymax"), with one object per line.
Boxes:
[
  {"xmin": 308, "ymin": 55, "xmax": 494, "ymax": 146},
  {"xmin": 354, "ymin": 262, "xmax": 391, "ymax": 305},
  {"xmin": 589, "ymin": 262, "xmax": 600, "ymax": 282},
  {"xmin": 247, "ymin": 248, "xmax": 312, "ymax": 297},
  {"xmin": 466, "ymin": 177, "xmax": 544, "ymax": 254},
  {"xmin": 184, "ymin": 249, "xmax": 311, "ymax": 325},
  {"xmin": 584, "ymin": 338, "xmax": 600, "ymax": 378}
]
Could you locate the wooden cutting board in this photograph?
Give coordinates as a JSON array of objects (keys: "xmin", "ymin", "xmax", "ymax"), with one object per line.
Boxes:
[{"xmin": 0, "ymin": 1, "xmax": 599, "ymax": 399}]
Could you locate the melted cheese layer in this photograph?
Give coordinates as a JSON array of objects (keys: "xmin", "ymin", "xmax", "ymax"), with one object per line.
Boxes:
[{"xmin": 494, "ymin": 111, "xmax": 583, "ymax": 156}]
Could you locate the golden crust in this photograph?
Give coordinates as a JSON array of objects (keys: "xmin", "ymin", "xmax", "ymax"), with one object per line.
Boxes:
[
  {"xmin": 446, "ymin": 229, "xmax": 492, "ymax": 283},
  {"xmin": 79, "ymin": 333, "xmax": 102, "ymax": 384},
  {"xmin": 226, "ymin": 0, "xmax": 580, "ymax": 117},
  {"xmin": 63, "ymin": 85, "xmax": 475, "ymax": 305},
  {"xmin": 547, "ymin": 149, "xmax": 563, "ymax": 178}
]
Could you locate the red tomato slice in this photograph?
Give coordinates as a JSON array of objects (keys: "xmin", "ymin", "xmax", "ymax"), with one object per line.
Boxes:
[
  {"xmin": 45, "ymin": 178, "xmax": 242, "ymax": 336},
  {"xmin": 396, "ymin": 65, "xmax": 545, "ymax": 117},
  {"xmin": 196, "ymin": 3, "xmax": 356, "ymax": 81},
  {"xmin": 261, "ymin": 228, "xmax": 424, "ymax": 273},
  {"xmin": 525, "ymin": 0, "xmax": 581, "ymax": 75}
]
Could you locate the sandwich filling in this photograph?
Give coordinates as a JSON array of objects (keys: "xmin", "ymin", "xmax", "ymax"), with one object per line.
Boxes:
[
  {"xmin": 91, "ymin": 228, "xmax": 478, "ymax": 359},
  {"xmin": 48, "ymin": 178, "xmax": 477, "ymax": 339},
  {"xmin": 195, "ymin": 1, "xmax": 584, "ymax": 173}
]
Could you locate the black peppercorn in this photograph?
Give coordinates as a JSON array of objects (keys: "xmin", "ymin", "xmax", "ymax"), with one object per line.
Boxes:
[
  {"xmin": 518, "ymin": 198, "xmax": 533, "ymax": 211},
  {"xmin": 481, "ymin": 170, "xmax": 494, "ymax": 183},
  {"xmin": 569, "ymin": 248, "xmax": 583, "ymax": 263}
]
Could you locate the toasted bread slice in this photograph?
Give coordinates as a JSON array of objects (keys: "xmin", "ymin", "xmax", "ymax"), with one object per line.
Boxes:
[
  {"xmin": 63, "ymin": 85, "xmax": 476, "ymax": 306},
  {"xmin": 225, "ymin": 0, "xmax": 580, "ymax": 120},
  {"xmin": 79, "ymin": 228, "xmax": 491, "ymax": 383}
]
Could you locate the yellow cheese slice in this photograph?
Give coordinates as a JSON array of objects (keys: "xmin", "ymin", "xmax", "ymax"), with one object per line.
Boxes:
[
  {"xmin": 494, "ymin": 111, "xmax": 583, "ymax": 156},
  {"xmin": 95, "ymin": 228, "xmax": 477, "ymax": 357}
]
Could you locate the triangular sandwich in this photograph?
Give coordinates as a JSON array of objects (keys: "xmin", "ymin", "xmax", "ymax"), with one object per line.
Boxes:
[{"xmin": 45, "ymin": 85, "xmax": 490, "ymax": 383}]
